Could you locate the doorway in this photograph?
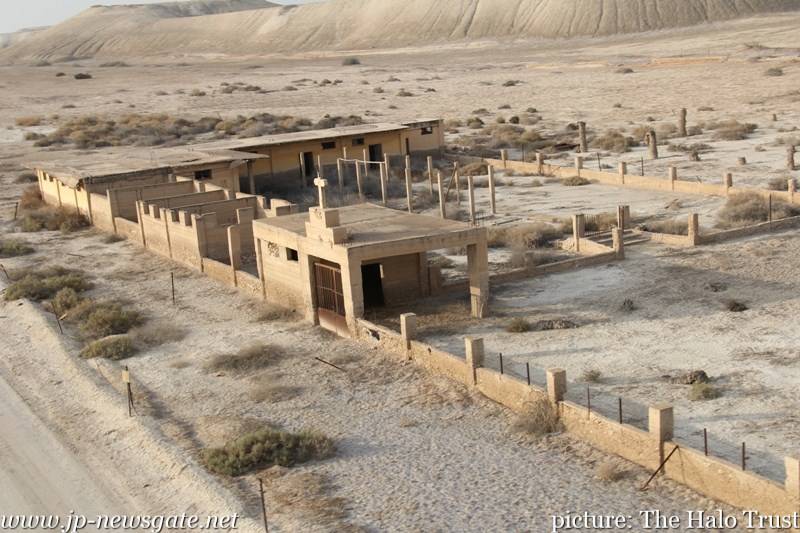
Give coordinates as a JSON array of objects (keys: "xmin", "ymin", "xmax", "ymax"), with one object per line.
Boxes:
[
  {"xmin": 361, "ymin": 263, "xmax": 385, "ymax": 309},
  {"xmin": 368, "ymin": 143, "xmax": 382, "ymax": 172},
  {"xmin": 301, "ymin": 152, "xmax": 316, "ymax": 178},
  {"xmin": 314, "ymin": 262, "xmax": 347, "ymax": 335}
]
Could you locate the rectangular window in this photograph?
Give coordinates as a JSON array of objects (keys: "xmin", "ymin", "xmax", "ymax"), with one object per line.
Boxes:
[
  {"xmin": 194, "ymin": 169, "xmax": 212, "ymax": 180},
  {"xmin": 286, "ymin": 248, "xmax": 299, "ymax": 262},
  {"xmin": 321, "ymin": 141, "xmax": 336, "ymax": 150},
  {"xmin": 352, "ymin": 137, "xmax": 365, "ymax": 146},
  {"xmin": 421, "ymin": 126, "xmax": 434, "ymax": 135}
]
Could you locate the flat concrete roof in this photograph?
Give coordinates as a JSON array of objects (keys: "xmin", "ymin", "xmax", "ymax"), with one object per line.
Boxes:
[
  {"xmin": 30, "ymin": 147, "xmax": 268, "ymax": 186},
  {"xmin": 190, "ymin": 123, "xmax": 408, "ymax": 152},
  {"xmin": 256, "ymin": 204, "xmax": 476, "ymax": 249}
]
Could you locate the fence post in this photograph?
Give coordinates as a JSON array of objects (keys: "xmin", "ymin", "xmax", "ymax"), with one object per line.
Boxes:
[
  {"xmin": 688, "ymin": 213, "xmax": 699, "ymax": 246},
  {"xmin": 668, "ymin": 166, "xmax": 677, "ymax": 191},
  {"xmin": 574, "ymin": 155, "xmax": 583, "ymax": 176},
  {"xmin": 536, "ymin": 152, "xmax": 544, "ymax": 175},
  {"xmin": 405, "ymin": 167, "xmax": 413, "ymax": 213},
  {"xmin": 546, "ymin": 368, "xmax": 566, "ymax": 404},
  {"xmin": 427, "ymin": 156, "xmax": 434, "ymax": 196},
  {"xmin": 488, "ymin": 165, "xmax": 497, "ymax": 215},
  {"xmin": 437, "ymin": 171, "xmax": 446, "ymax": 219},
  {"xmin": 400, "ymin": 313, "xmax": 416, "ymax": 352},
  {"xmin": 501, "ymin": 149, "xmax": 508, "ymax": 168},
  {"xmin": 618, "ymin": 161, "xmax": 627, "ymax": 185},
  {"xmin": 789, "ymin": 178, "xmax": 796, "ymax": 204},
  {"xmin": 649, "ymin": 403, "xmax": 674, "ymax": 463},
  {"xmin": 612, "ymin": 227, "xmax": 625, "ymax": 260},
  {"xmin": 785, "ymin": 456, "xmax": 800, "ymax": 500},
  {"xmin": 572, "ymin": 214, "xmax": 585, "ymax": 253},
  {"xmin": 465, "ymin": 337, "xmax": 484, "ymax": 386},
  {"xmin": 724, "ymin": 172, "xmax": 733, "ymax": 195}
]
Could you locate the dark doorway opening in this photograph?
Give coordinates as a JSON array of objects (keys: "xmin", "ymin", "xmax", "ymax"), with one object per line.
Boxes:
[
  {"xmin": 405, "ymin": 138, "xmax": 411, "ymax": 156},
  {"xmin": 302, "ymin": 152, "xmax": 316, "ymax": 178},
  {"xmin": 368, "ymin": 143, "xmax": 382, "ymax": 172},
  {"xmin": 361, "ymin": 263, "xmax": 385, "ymax": 309}
]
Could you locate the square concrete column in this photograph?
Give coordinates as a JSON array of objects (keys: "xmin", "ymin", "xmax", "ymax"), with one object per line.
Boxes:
[
  {"xmin": 336, "ymin": 158, "xmax": 344, "ymax": 197},
  {"xmin": 340, "ymin": 257, "xmax": 364, "ymax": 332},
  {"xmin": 227, "ymin": 225, "xmax": 242, "ymax": 270},
  {"xmin": 488, "ymin": 165, "xmax": 497, "ymax": 215},
  {"xmin": 437, "ymin": 171, "xmax": 446, "ymax": 219},
  {"xmin": 612, "ymin": 227, "xmax": 625, "ymax": 259},
  {"xmin": 405, "ymin": 167, "xmax": 413, "ymax": 213},
  {"xmin": 616, "ymin": 205, "xmax": 628, "ymax": 230},
  {"xmin": 501, "ymin": 149, "xmax": 508, "ymax": 168},
  {"xmin": 467, "ymin": 233, "xmax": 489, "ymax": 319},
  {"xmin": 536, "ymin": 152, "xmax": 544, "ymax": 175},
  {"xmin": 572, "ymin": 214, "xmax": 586, "ymax": 253},
  {"xmin": 380, "ymin": 164, "xmax": 388, "ymax": 206},
  {"xmin": 383, "ymin": 153, "xmax": 391, "ymax": 180},
  {"xmin": 575, "ymin": 156, "xmax": 583, "ymax": 172},
  {"xmin": 426, "ymin": 156, "xmax": 434, "ymax": 195},
  {"xmin": 724, "ymin": 172, "xmax": 733, "ymax": 194},
  {"xmin": 668, "ymin": 166, "xmax": 677, "ymax": 191},
  {"xmin": 400, "ymin": 313, "xmax": 416, "ymax": 350},
  {"xmin": 546, "ymin": 368, "xmax": 567, "ymax": 404},
  {"xmin": 649, "ymin": 403, "xmax": 674, "ymax": 442},
  {"xmin": 355, "ymin": 160, "xmax": 364, "ymax": 200},
  {"xmin": 789, "ymin": 179, "xmax": 796, "ymax": 203},
  {"xmin": 618, "ymin": 161, "xmax": 627, "ymax": 184},
  {"xmin": 465, "ymin": 336, "xmax": 485, "ymax": 385},
  {"xmin": 467, "ymin": 175, "xmax": 476, "ymax": 224},
  {"xmin": 785, "ymin": 456, "xmax": 800, "ymax": 500},
  {"xmin": 688, "ymin": 213, "xmax": 699, "ymax": 245},
  {"xmin": 247, "ymin": 161, "xmax": 256, "ymax": 196},
  {"xmin": 299, "ymin": 254, "xmax": 318, "ymax": 324}
]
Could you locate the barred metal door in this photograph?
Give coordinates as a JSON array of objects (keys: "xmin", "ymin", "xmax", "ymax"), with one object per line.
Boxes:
[{"xmin": 314, "ymin": 263, "xmax": 347, "ymax": 335}]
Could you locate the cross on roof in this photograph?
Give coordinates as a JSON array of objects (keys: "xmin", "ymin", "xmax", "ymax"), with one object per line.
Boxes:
[{"xmin": 314, "ymin": 177, "xmax": 329, "ymax": 208}]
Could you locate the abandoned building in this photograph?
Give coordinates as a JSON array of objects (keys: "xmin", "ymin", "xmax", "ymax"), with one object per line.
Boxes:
[{"xmin": 27, "ymin": 118, "xmax": 485, "ymax": 336}]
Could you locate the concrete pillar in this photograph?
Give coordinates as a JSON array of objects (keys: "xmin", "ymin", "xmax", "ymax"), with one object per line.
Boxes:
[
  {"xmin": 340, "ymin": 258, "xmax": 364, "ymax": 331},
  {"xmin": 688, "ymin": 213, "xmax": 699, "ymax": 245},
  {"xmin": 668, "ymin": 166, "xmax": 677, "ymax": 191},
  {"xmin": 724, "ymin": 172, "xmax": 733, "ymax": 194},
  {"xmin": 624, "ymin": 205, "xmax": 631, "ymax": 226},
  {"xmin": 384, "ymin": 153, "xmax": 391, "ymax": 180},
  {"xmin": 578, "ymin": 121, "xmax": 588, "ymax": 153},
  {"xmin": 405, "ymin": 154, "xmax": 411, "ymax": 174},
  {"xmin": 380, "ymin": 163, "xmax": 388, "ymax": 206},
  {"xmin": 299, "ymin": 254, "xmax": 317, "ymax": 324},
  {"xmin": 612, "ymin": 227, "xmax": 625, "ymax": 259},
  {"xmin": 355, "ymin": 160, "xmax": 364, "ymax": 200},
  {"xmin": 646, "ymin": 129, "xmax": 659, "ymax": 160},
  {"xmin": 536, "ymin": 152, "xmax": 544, "ymax": 175},
  {"xmin": 788, "ymin": 145, "xmax": 796, "ymax": 171},
  {"xmin": 247, "ymin": 161, "xmax": 255, "ymax": 196},
  {"xmin": 574, "ymin": 156, "xmax": 583, "ymax": 172},
  {"xmin": 316, "ymin": 155, "xmax": 323, "ymax": 179},
  {"xmin": 336, "ymin": 158, "xmax": 344, "ymax": 198},
  {"xmin": 649, "ymin": 403, "xmax": 674, "ymax": 442},
  {"xmin": 467, "ymin": 235, "xmax": 489, "ymax": 318},
  {"xmin": 616, "ymin": 205, "xmax": 628, "ymax": 230},
  {"xmin": 501, "ymin": 149, "xmax": 508, "ymax": 168},
  {"xmin": 678, "ymin": 108, "xmax": 687, "ymax": 137},
  {"xmin": 785, "ymin": 456, "xmax": 800, "ymax": 500},
  {"xmin": 405, "ymin": 167, "xmax": 413, "ymax": 213},
  {"xmin": 426, "ymin": 155, "xmax": 434, "ymax": 196},
  {"xmin": 437, "ymin": 171, "xmax": 446, "ymax": 219},
  {"xmin": 314, "ymin": 178, "xmax": 328, "ymax": 209},
  {"xmin": 789, "ymin": 178, "xmax": 796, "ymax": 202},
  {"xmin": 488, "ymin": 165, "xmax": 497, "ymax": 215},
  {"xmin": 298, "ymin": 153, "xmax": 306, "ymax": 188},
  {"xmin": 454, "ymin": 164, "xmax": 461, "ymax": 207},
  {"xmin": 572, "ymin": 214, "xmax": 585, "ymax": 253},
  {"xmin": 465, "ymin": 337, "xmax": 485, "ymax": 386},
  {"xmin": 467, "ymin": 175, "xmax": 475, "ymax": 224},
  {"xmin": 400, "ymin": 313, "xmax": 416, "ymax": 350},
  {"xmin": 546, "ymin": 368, "xmax": 567, "ymax": 404},
  {"xmin": 618, "ymin": 161, "xmax": 627, "ymax": 184},
  {"xmin": 227, "ymin": 225, "xmax": 242, "ymax": 270}
]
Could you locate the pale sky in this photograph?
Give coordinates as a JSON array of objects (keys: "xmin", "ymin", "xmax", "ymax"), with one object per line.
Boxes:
[{"xmin": 0, "ymin": 0, "xmax": 315, "ymax": 34}]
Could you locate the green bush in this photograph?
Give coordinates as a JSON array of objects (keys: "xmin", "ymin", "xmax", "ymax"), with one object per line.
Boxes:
[
  {"xmin": 4, "ymin": 267, "xmax": 90, "ymax": 301},
  {"xmin": 0, "ymin": 238, "xmax": 34, "ymax": 258},
  {"xmin": 80, "ymin": 335, "xmax": 136, "ymax": 360},
  {"xmin": 201, "ymin": 428, "xmax": 334, "ymax": 476}
]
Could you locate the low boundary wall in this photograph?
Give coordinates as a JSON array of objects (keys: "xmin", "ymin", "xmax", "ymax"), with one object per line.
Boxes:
[{"xmin": 353, "ymin": 316, "xmax": 800, "ymax": 518}]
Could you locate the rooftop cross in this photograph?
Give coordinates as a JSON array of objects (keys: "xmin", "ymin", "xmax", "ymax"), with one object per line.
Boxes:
[{"xmin": 314, "ymin": 177, "xmax": 329, "ymax": 208}]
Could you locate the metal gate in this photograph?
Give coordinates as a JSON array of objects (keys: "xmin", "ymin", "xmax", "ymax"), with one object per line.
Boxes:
[{"xmin": 314, "ymin": 262, "xmax": 348, "ymax": 335}]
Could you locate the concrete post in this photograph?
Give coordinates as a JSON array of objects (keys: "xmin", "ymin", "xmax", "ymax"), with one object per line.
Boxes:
[
  {"xmin": 678, "ymin": 108, "xmax": 687, "ymax": 137},
  {"xmin": 426, "ymin": 156, "xmax": 434, "ymax": 196},
  {"xmin": 298, "ymin": 153, "xmax": 307, "ymax": 188},
  {"xmin": 465, "ymin": 337, "xmax": 485, "ymax": 386},
  {"xmin": 574, "ymin": 156, "xmax": 583, "ymax": 172},
  {"xmin": 618, "ymin": 161, "xmax": 627, "ymax": 184},
  {"xmin": 384, "ymin": 153, "xmax": 391, "ymax": 180},
  {"xmin": 724, "ymin": 172, "xmax": 733, "ymax": 194},
  {"xmin": 454, "ymin": 163, "xmax": 461, "ymax": 207},
  {"xmin": 314, "ymin": 178, "xmax": 328, "ymax": 209},
  {"xmin": 355, "ymin": 160, "xmax": 364, "ymax": 200},
  {"xmin": 572, "ymin": 214, "xmax": 586, "ymax": 253},
  {"xmin": 380, "ymin": 163, "xmax": 388, "ymax": 206},
  {"xmin": 400, "ymin": 313, "xmax": 417, "ymax": 350},
  {"xmin": 785, "ymin": 456, "xmax": 800, "ymax": 500},
  {"xmin": 646, "ymin": 129, "xmax": 659, "ymax": 160},
  {"xmin": 501, "ymin": 149, "xmax": 508, "ymax": 168},
  {"xmin": 227, "ymin": 225, "xmax": 242, "ymax": 271},
  {"xmin": 467, "ymin": 175, "xmax": 476, "ymax": 224},
  {"xmin": 536, "ymin": 152, "xmax": 544, "ymax": 175},
  {"xmin": 688, "ymin": 213, "xmax": 699, "ymax": 245},
  {"xmin": 578, "ymin": 121, "xmax": 588, "ymax": 153},
  {"xmin": 546, "ymin": 368, "xmax": 567, "ymax": 404},
  {"xmin": 612, "ymin": 227, "xmax": 625, "ymax": 259},
  {"xmin": 788, "ymin": 145, "xmax": 797, "ymax": 171},
  {"xmin": 247, "ymin": 161, "xmax": 255, "ymax": 196},
  {"xmin": 668, "ymin": 166, "xmax": 677, "ymax": 191},
  {"xmin": 317, "ymin": 155, "xmax": 323, "ymax": 179},
  {"xmin": 437, "ymin": 171, "xmax": 446, "ymax": 219},
  {"xmin": 649, "ymin": 403, "xmax": 674, "ymax": 442},
  {"xmin": 616, "ymin": 205, "xmax": 628, "ymax": 230},
  {"xmin": 336, "ymin": 159, "xmax": 344, "ymax": 198},
  {"xmin": 467, "ymin": 237, "xmax": 489, "ymax": 319},
  {"xmin": 488, "ymin": 165, "xmax": 497, "ymax": 215},
  {"xmin": 405, "ymin": 154, "xmax": 411, "ymax": 174},
  {"xmin": 405, "ymin": 167, "xmax": 413, "ymax": 213},
  {"xmin": 789, "ymin": 178, "xmax": 796, "ymax": 202}
]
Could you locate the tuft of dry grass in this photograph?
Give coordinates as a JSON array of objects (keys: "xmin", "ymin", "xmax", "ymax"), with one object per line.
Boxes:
[
  {"xmin": 51, "ymin": 287, "xmax": 80, "ymax": 313},
  {"xmin": 561, "ymin": 176, "xmax": 590, "ymax": 186},
  {"xmin": 590, "ymin": 130, "xmax": 633, "ymax": 153},
  {"xmin": 80, "ymin": 335, "xmax": 136, "ymax": 360},
  {"xmin": 619, "ymin": 298, "xmax": 636, "ymax": 313},
  {"xmin": 19, "ymin": 186, "xmax": 43, "ymax": 210},
  {"xmin": 129, "ymin": 322, "xmax": 187, "ymax": 347},
  {"xmin": 641, "ymin": 218, "xmax": 689, "ymax": 235},
  {"xmin": 765, "ymin": 67, "xmax": 784, "ymax": 77},
  {"xmin": 250, "ymin": 383, "xmax": 303, "ymax": 403},
  {"xmin": 0, "ymin": 238, "xmax": 34, "ymax": 258},
  {"xmin": 768, "ymin": 177, "xmax": 796, "ymax": 191},
  {"xmin": 506, "ymin": 317, "xmax": 530, "ymax": 333},
  {"xmin": 267, "ymin": 471, "xmax": 349, "ymax": 527},
  {"xmin": 341, "ymin": 57, "xmax": 361, "ymax": 66},
  {"xmin": 205, "ymin": 343, "xmax": 283, "ymax": 375},
  {"xmin": 595, "ymin": 461, "xmax": 627, "ymax": 482},
  {"xmin": 725, "ymin": 299, "xmax": 748, "ymax": 313},
  {"xmin": 253, "ymin": 303, "xmax": 298, "ymax": 322},
  {"xmin": 488, "ymin": 222, "xmax": 564, "ymax": 250},
  {"xmin": 511, "ymin": 398, "xmax": 561, "ymax": 438},
  {"xmin": 15, "ymin": 116, "xmax": 43, "ymax": 127},
  {"xmin": 4, "ymin": 266, "xmax": 90, "ymax": 302},
  {"xmin": 201, "ymin": 428, "xmax": 334, "ymax": 476},
  {"xmin": 20, "ymin": 207, "xmax": 89, "ymax": 234},
  {"xmin": 716, "ymin": 192, "xmax": 800, "ymax": 228},
  {"xmin": 700, "ymin": 119, "xmax": 757, "ymax": 141},
  {"xmin": 688, "ymin": 382, "xmax": 721, "ymax": 401},
  {"xmin": 67, "ymin": 300, "xmax": 144, "ymax": 340},
  {"xmin": 580, "ymin": 369, "xmax": 603, "ymax": 383}
]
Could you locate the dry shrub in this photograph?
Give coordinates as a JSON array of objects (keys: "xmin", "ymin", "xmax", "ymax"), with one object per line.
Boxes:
[
  {"xmin": 765, "ymin": 67, "xmax": 784, "ymax": 77},
  {"xmin": 590, "ymin": 130, "xmax": 632, "ymax": 153},
  {"xmin": 67, "ymin": 300, "xmax": 143, "ymax": 340},
  {"xmin": 595, "ymin": 461, "xmax": 626, "ymax": 482},
  {"xmin": 461, "ymin": 162, "xmax": 487, "ymax": 176},
  {"xmin": 580, "ymin": 369, "xmax": 602, "ymax": 383},
  {"xmin": 640, "ymin": 218, "xmax": 689, "ymax": 235},
  {"xmin": 19, "ymin": 186, "xmax": 43, "ymax": 210},
  {"xmin": 99, "ymin": 61, "xmax": 129, "ymax": 68},
  {"xmin": 561, "ymin": 176, "xmax": 590, "ymax": 186},
  {"xmin": 668, "ymin": 142, "xmax": 711, "ymax": 154},
  {"xmin": 74, "ymin": 73, "xmax": 92, "ymax": 80},
  {"xmin": 488, "ymin": 222, "xmax": 564, "ymax": 250},
  {"xmin": 716, "ymin": 192, "xmax": 800, "ymax": 228},
  {"xmin": 268, "ymin": 471, "xmax": 349, "ymax": 527},
  {"xmin": 506, "ymin": 317, "xmax": 530, "ymax": 333},
  {"xmin": 511, "ymin": 398, "xmax": 561, "ymax": 437},
  {"xmin": 531, "ymin": 319, "xmax": 578, "ymax": 331},
  {"xmin": 584, "ymin": 213, "xmax": 617, "ymax": 232},
  {"xmin": 80, "ymin": 335, "xmax": 136, "ymax": 360},
  {"xmin": 205, "ymin": 343, "xmax": 283, "ymax": 375},
  {"xmin": 0, "ymin": 238, "xmax": 34, "ymax": 258},
  {"xmin": 688, "ymin": 382, "xmax": 721, "ymax": 401},
  {"xmin": 51, "ymin": 287, "xmax": 80, "ymax": 313},
  {"xmin": 254, "ymin": 303, "xmax": 297, "ymax": 322},
  {"xmin": 250, "ymin": 383, "xmax": 303, "ymax": 403},
  {"xmin": 201, "ymin": 428, "xmax": 334, "ymax": 476},
  {"xmin": 20, "ymin": 207, "xmax": 89, "ymax": 233},
  {"xmin": 700, "ymin": 120, "xmax": 757, "ymax": 141},
  {"xmin": 342, "ymin": 57, "xmax": 360, "ymax": 66},
  {"xmin": 14, "ymin": 173, "xmax": 38, "ymax": 184},
  {"xmin": 104, "ymin": 234, "xmax": 125, "ymax": 244},
  {"xmin": 397, "ymin": 88, "xmax": 414, "ymax": 97},
  {"xmin": 725, "ymin": 299, "xmax": 748, "ymax": 313},
  {"xmin": 129, "ymin": 322, "xmax": 187, "ymax": 347},
  {"xmin": 615, "ymin": 67, "xmax": 634, "ymax": 74},
  {"xmin": 15, "ymin": 116, "xmax": 43, "ymax": 127},
  {"xmin": 4, "ymin": 266, "xmax": 90, "ymax": 302},
  {"xmin": 768, "ymin": 177, "xmax": 796, "ymax": 191}
]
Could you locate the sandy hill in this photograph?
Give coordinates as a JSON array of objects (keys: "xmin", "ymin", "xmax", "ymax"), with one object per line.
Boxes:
[
  {"xmin": 3, "ymin": 0, "xmax": 800, "ymax": 62},
  {"xmin": 0, "ymin": 27, "xmax": 49, "ymax": 50}
]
